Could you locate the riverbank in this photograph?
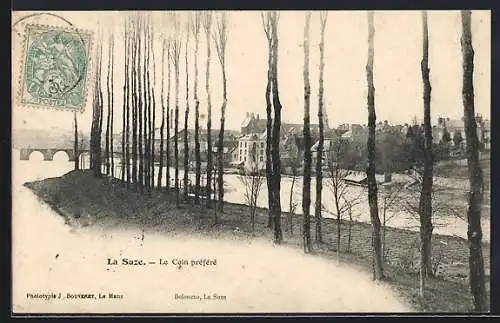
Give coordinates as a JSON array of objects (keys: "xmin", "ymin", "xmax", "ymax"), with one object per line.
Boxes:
[{"xmin": 24, "ymin": 170, "xmax": 490, "ymax": 312}]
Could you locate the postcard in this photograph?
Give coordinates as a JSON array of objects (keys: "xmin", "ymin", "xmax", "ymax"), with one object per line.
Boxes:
[{"xmin": 11, "ymin": 10, "xmax": 491, "ymax": 314}]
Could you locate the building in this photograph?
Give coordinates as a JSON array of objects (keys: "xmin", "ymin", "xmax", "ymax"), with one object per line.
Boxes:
[
  {"xmin": 152, "ymin": 127, "xmax": 239, "ymax": 165},
  {"xmin": 234, "ymin": 131, "xmax": 267, "ymax": 170},
  {"xmin": 339, "ymin": 123, "xmax": 367, "ymax": 142},
  {"xmin": 241, "ymin": 113, "xmax": 267, "ymax": 135},
  {"xmin": 241, "ymin": 112, "xmax": 324, "ymax": 138},
  {"xmin": 432, "ymin": 116, "xmax": 490, "ymax": 150},
  {"xmin": 238, "ymin": 112, "xmax": 328, "ymax": 169}
]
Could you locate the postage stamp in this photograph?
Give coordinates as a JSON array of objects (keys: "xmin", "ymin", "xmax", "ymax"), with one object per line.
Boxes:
[{"xmin": 18, "ymin": 24, "xmax": 93, "ymax": 112}]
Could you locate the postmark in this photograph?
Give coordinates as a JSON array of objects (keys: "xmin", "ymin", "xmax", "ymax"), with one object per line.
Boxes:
[{"xmin": 18, "ymin": 24, "xmax": 93, "ymax": 112}]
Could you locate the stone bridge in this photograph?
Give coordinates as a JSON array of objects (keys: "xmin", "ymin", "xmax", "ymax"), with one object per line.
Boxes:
[
  {"xmin": 18, "ymin": 148, "xmax": 89, "ymax": 161},
  {"xmin": 14, "ymin": 128, "xmax": 94, "ymax": 162}
]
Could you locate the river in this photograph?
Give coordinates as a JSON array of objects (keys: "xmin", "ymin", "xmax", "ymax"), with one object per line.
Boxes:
[{"xmin": 13, "ymin": 149, "xmax": 490, "ymax": 240}]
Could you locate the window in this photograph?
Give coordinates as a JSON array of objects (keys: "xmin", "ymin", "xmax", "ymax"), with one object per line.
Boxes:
[
  {"xmin": 260, "ymin": 156, "xmax": 263, "ymax": 162},
  {"xmin": 253, "ymin": 142, "xmax": 257, "ymax": 149},
  {"xmin": 240, "ymin": 142, "xmax": 242, "ymax": 147},
  {"xmin": 239, "ymin": 156, "xmax": 242, "ymax": 161},
  {"xmin": 244, "ymin": 149, "xmax": 247, "ymax": 155},
  {"xmin": 261, "ymin": 142, "xmax": 264, "ymax": 148},
  {"xmin": 244, "ymin": 157, "xmax": 247, "ymax": 162},
  {"xmin": 260, "ymin": 149, "xmax": 264, "ymax": 156},
  {"xmin": 245, "ymin": 142, "xmax": 247, "ymax": 148}
]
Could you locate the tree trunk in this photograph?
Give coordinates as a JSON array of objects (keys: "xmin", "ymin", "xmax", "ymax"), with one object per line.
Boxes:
[
  {"xmin": 419, "ymin": 10, "xmax": 434, "ymax": 297},
  {"xmin": 334, "ymin": 194, "xmax": 341, "ymax": 260},
  {"xmin": 158, "ymin": 39, "xmax": 166, "ymax": 190},
  {"xmin": 166, "ymin": 48, "xmax": 171, "ymax": 190},
  {"xmin": 461, "ymin": 10, "xmax": 488, "ymax": 312},
  {"xmin": 174, "ymin": 49, "xmax": 180, "ymax": 206},
  {"xmin": 74, "ymin": 111, "xmax": 79, "ymax": 170},
  {"xmin": 366, "ymin": 11, "xmax": 384, "ymax": 280},
  {"xmin": 131, "ymin": 17, "xmax": 138, "ymax": 185},
  {"xmin": 137, "ymin": 15, "xmax": 144, "ymax": 194},
  {"xmin": 382, "ymin": 199, "xmax": 387, "ymax": 260},
  {"xmin": 347, "ymin": 205, "xmax": 353, "ymax": 253},
  {"xmin": 264, "ymin": 16, "xmax": 274, "ymax": 229},
  {"xmin": 149, "ymin": 24, "xmax": 155, "ymax": 191},
  {"xmin": 105, "ymin": 32, "xmax": 112, "ymax": 177},
  {"xmin": 204, "ymin": 14, "xmax": 213, "ymax": 209},
  {"xmin": 184, "ymin": 29, "xmax": 190, "ymax": 200},
  {"xmin": 121, "ymin": 19, "xmax": 128, "ymax": 185},
  {"xmin": 143, "ymin": 17, "xmax": 149, "ymax": 191},
  {"xmin": 302, "ymin": 12, "xmax": 312, "ymax": 252},
  {"xmin": 289, "ymin": 173, "xmax": 296, "ymax": 235},
  {"xmin": 215, "ymin": 14, "xmax": 228, "ymax": 214},
  {"xmin": 271, "ymin": 12, "xmax": 282, "ymax": 244},
  {"xmin": 315, "ymin": 12, "xmax": 327, "ymax": 244},
  {"xmin": 92, "ymin": 36, "xmax": 104, "ymax": 178},
  {"xmin": 110, "ymin": 34, "xmax": 115, "ymax": 179},
  {"xmin": 217, "ymin": 76, "xmax": 226, "ymax": 214},
  {"xmin": 193, "ymin": 15, "xmax": 201, "ymax": 204}
]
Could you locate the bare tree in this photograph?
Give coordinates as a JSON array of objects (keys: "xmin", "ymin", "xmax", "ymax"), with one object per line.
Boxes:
[
  {"xmin": 143, "ymin": 14, "xmax": 151, "ymax": 192},
  {"xmin": 287, "ymin": 154, "xmax": 300, "ymax": 235},
  {"xmin": 137, "ymin": 13, "xmax": 145, "ymax": 193},
  {"xmin": 202, "ymin": 11, "xmax": 213, "ymax": 208},
  {"xmin": 170, "ymin": 14, "xmax": 182, "ymax": 206},
  {"xmin": 315, "ymin": 11, "xmax": 328, "ymax": 243},
  {"xmin": 105, "ymin": 30, "xmax": 113, "ymax": 177},
  {"xmin": 90, "ymin": 27, "xmax": 104, "ymax": 178},
  {"xmin": 419, "ymin": 10, "xmax": 434, "ymax": 297},
  {"xmin": 149, "ymin": 18, "xmax": 156, "ymax": 191},
  {"xmin": 270, "ymin": 11, "xmax": 283, "ymax": 244},
  {"xmin": 214, "ymin": 12, "xmax": 229, "ymax": 214},
  {"xmin": 158, "ymin": 33, "xmax": 167, "ymax": 190},
  {"xmin": 121, "ymin": 16, "xmax": 128, "ymax": 185},
  {"xmin": 74, "ymin": 111, "xmax": 79, "ymax": 170},
  {"xmin": 302, "ymin": 11, "xmax": 312, "ymax": 253},
  {"xmin": 183, "ymin": 19, "xmax": 191, "ymax": 200},
  {"xmin": 261, "ymin": 12, "xmax": 274, "ymax": 229},
  {"xmin": 191, "ymin": 12, "xmax": 202, "ymax": 203},
  {"xmin": 166, "ymin": 37, "xmax": 172, "ymax": 191},
  {"xmin": 366, "ymin": 11, "xmax": 384, "ymax": 280},
  {"xmin": 461, "ymin": 10, "xmax": 487, "ymax": 312},
  {"xmin": 131, "ymin": 15, "xmax": 138, "ymax": 185},
  {"xmin": 109, "ymin": 28, "xmax": 115, "ymax": 178},
  {"xmin": 325, "ymin": 138, "xmax": 363, "ymax": 261},
  {"xmin": 379, "ymin": 182, "xmax": 405, "ymax": 260},
  {"xmin": 343, "ymin": 197, "xmax": 360, "ymax": 254},
  {"xmin": 238, "ymin": 146, "xmax": 265, "ymax": 236}
]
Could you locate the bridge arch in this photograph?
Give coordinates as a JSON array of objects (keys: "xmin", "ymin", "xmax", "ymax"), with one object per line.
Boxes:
[
  {"xmin": 28, "ymin": 150, "xmax": 45, "ymax": 161},
  {"xmin": 53, "ymin": 150, "xmax": 70, "ymax": 163}
]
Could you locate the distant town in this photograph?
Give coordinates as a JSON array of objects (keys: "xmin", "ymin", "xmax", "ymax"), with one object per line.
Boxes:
[{"xmin": 14, "ymin": 111, "xmax": 491, "ymax": 176}]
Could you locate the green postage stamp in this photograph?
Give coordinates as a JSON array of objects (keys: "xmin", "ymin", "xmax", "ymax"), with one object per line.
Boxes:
[{"xmin": 19, "ymin": 24, "xmax": 93, "ymax": 111}]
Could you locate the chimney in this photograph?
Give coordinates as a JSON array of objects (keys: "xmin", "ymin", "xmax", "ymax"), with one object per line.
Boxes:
[{"xmin": 257, "ymin": 114, "xmax": 260, "ymax": 120}]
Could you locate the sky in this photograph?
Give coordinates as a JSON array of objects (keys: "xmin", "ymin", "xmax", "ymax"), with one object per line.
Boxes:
[{"xmin": 12, "ymin": 10, "xmax": 491, "ymax": 133}]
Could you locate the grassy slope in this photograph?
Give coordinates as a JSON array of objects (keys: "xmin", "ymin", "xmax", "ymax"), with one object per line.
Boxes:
[{"xmin": 24, "ymin": 169, "xmax": 490, "ymax": 312}]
